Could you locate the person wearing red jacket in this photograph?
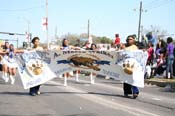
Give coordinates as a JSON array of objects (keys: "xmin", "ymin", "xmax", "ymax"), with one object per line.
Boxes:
[{"xmin": 115, "ymin": 34, "xmax": 120, "ymax": 48}]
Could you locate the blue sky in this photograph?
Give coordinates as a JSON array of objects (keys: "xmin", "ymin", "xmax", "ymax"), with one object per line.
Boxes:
[{"xmin": 0, "ymin": 0, "xmax": 175, "ymax": 47}]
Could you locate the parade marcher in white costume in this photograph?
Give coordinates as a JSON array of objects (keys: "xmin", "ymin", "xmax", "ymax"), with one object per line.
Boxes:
[
  {"xmin": 6, "ymin": 44, "xmax": 18, "ymax": 84},
  {"xmin": 1, "ymin": 44, "xmax": 23, "ymax": 84},
  {"xmin": 1, "ymin": 42, "xmax": 10, "ymax": 83}
]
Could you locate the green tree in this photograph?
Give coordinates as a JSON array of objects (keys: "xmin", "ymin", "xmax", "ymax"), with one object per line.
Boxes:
[{"xmin": 60, "ymin": 33, "xmax": 112, "ymax": 46}]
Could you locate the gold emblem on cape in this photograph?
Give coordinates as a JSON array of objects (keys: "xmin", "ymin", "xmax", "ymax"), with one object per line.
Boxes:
[
  {"xmin": 27, "ymin": 60, "xmax": 44, "ymax": 76},
  {"xmin": 123, "ymin": 61, "xmax": 135, "ymax": 75}
]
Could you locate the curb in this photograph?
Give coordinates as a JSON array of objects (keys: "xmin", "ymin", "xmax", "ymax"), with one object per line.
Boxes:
[{"xmin": 145, "ymin": 79, "xmax": 175, "ymax": 88}]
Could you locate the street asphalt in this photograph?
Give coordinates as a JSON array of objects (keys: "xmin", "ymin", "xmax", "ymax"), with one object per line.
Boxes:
[{"xmin": 0, "ymin": 73, "xmax": 175, "ymax": 116}]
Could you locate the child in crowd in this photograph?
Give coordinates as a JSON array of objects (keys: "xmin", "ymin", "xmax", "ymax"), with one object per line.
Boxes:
[
  {"xmin": 144, "ymin": 63, "xmax": 152, "ymax": 79},
  {"xmin": 155, "ymin": 52, "xmax": 166, "ymax": 77}
]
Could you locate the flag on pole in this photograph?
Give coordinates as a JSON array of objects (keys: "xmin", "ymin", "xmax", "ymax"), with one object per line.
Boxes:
[{"xmin": 42, "ymin": 17, "xmax": 48, "ymax": 31}]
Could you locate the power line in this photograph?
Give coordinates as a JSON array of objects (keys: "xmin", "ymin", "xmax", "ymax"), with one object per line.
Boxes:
[
  {"xmin": 143, "ymin": 0, "xmax": 162, "ymax": 7},
  {"xmin": 146, "ymin": 0, "xmax": 170, "ymax": 9},
  {"xmin": 144, "ymin": 0, "xmax": 164, "ymax": 7},
  {"xmin": 0, "ymin": 5, "xmax": 44, "ymax": 12},
  {"xmin": 145, "ymin": 0, "xmax": 174, "ymax": 11}
]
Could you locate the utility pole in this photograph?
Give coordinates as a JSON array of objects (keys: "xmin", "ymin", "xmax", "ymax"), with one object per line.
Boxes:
[
  {"xmin": 55, "ymin": 26, "xmax": 57, "ymax": 40},
  {"xmin": 138, "ymin": 1, "xmax": 142, "ymax": 42},
  {"xmin": 27, "ymin": 20, "xmax": 30, "ymax": 47},
  {"xmin": 25, "ymin": 18, "xmax": 30, "ymax": 48},
  {"xmin": 46, "ymin": 0, "xmax": 49, "ymax": 49},
  {"xmin": 29, "ymin": 33, "xmax": 32, "ymax": 47},
  {"xmin": 55, "ymin": 26, "xmax": 60, "ymax": 45},
  {"xmin": 17, "ymin": 37, "xmax": 19, "ymax": 48},
  {"xmin": 87, "ymin": 19, "xmax": 90, "ymax": 39}
]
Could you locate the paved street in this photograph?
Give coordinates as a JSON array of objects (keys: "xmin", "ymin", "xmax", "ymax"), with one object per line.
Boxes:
[{"xmin": 0, "ymin": 73, "xmax": 175, "ymax": 116}]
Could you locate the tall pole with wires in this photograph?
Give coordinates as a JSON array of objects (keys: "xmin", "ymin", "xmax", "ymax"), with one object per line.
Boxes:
[
  {"xmin": 25, "ymin": 19, "xmax": 30, "ymax": 48},
  {"xmin": 138, "ymin": 1, "xmax": 142, "ymax": 42},
  {"xmin": 87, "ymin": 19, "xmax": 90, "ymax": 39},
  {"xmin": 46, "ymin": 0, "xmax": 49, "ymax": 49}
]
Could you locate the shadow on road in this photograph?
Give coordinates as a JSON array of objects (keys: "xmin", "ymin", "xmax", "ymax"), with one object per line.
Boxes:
[
  {"xmin": 159, "ymin": 88, "xmax": 175, "ymax": 92},
  {"xmin": 0, "ymin": 114, "xmax": 53, "ymax": 116},
  {"xmin": 0, "ymin": 92, "xmax": 28, "ymax": 96},
  {"xmin": 42, "ymin": 91, "xmax": 128, "ymax": 99},
  {"xmin": 100, "ymin": 81, "xmax": 121, "ymax": 85},
  {"xmin": 43, "ymin": 83, "xmax": 62, "ymax": 87},
  {"xmin": 0, "ymin": 80, "xmax": 6, "ymax": 84},
  {"xmin": 64, "ymin": 113, "xmax": 97, "ymax": 116}
]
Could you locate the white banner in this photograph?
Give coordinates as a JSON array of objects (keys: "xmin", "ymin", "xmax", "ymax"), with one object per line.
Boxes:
[
  {"xmin": 16, "ymin": 51, "xmax": 56, "ymax": 89},
  {"xmin": 16, "ymin": 50, "xmax": 147, "ymax": 89}
]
